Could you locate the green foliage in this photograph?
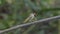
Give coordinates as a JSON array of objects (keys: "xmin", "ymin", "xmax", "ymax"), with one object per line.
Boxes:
[{"xmin": 0, "ymin": 0, "xmax": 60, "ymax": 34}]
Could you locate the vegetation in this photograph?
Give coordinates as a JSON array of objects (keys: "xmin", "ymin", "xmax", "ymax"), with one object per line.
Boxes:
[{"xmin": 0, "ymin": 0, "xmax": 60, "ymax": 34}]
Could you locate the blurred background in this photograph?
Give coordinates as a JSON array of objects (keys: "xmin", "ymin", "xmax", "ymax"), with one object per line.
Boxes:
[{"xmin": 0, "ymin": 0, "xmax": 60, "ymax": 34}]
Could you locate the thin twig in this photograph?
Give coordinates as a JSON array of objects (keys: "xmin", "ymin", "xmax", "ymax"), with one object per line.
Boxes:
[{"xmin": 0, "ymin": 15, "xmax": 60, "ymax": 34}]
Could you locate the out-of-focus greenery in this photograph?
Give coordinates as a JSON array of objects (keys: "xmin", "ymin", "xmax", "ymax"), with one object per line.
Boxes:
[{"xmin": 0, "ymin": 0, "xmax": 60, "ymax": 34}]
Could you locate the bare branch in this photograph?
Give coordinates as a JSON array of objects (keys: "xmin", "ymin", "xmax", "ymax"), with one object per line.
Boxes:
[{"xmin": 0, "ymin": 15, "xmax": 60, "ymax": 34}]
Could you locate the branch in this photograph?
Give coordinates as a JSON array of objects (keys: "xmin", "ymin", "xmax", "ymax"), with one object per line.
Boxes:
[{"xmin": 0, "ymin": 15, "xmax": 60, "ymax": 34}]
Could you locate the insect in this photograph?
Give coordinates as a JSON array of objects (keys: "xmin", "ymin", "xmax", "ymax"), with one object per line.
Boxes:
[{"xmin": 24, "ymin": 9, "xmax": 37, "ymax": 23}]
